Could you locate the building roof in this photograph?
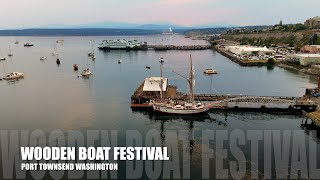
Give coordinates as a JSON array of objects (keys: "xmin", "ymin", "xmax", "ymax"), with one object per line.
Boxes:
[
  {"xmin": 308, "ymin": 16, "xmax": 320, "ymax": 21},
  {"xmin": 226, "ymin": 45, "xmax": 274, "ymax": 52},
  {"xmin": 294, "ymin": 53, "xmax": 320, "ymax": 58},
  {"xmin": 143, "ymin": 77, "xmax": 168, "ymax": 92}
]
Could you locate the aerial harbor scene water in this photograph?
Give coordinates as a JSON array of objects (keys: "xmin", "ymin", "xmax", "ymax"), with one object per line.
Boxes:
[{"xmin": 1, "ymin": 0, "xmax": 320, "ymax": 179}]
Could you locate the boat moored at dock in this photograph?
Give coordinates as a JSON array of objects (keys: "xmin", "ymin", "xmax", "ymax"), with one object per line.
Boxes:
[
  {"xmin": 98, "ymin": 39, "xmax": 147, "ymax": 50},
  {"xmin": 3, "ymin": 72, "xmax": 24, "ymax": 80}
]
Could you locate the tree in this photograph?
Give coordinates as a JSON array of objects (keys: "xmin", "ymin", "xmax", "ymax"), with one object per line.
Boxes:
[
  {"xmin": 311, "ymin": 34, "xmax": 318, "ymax": 45},
  {"xmin": 267, "ymin": 58, "xmax": 276, "ymax": 65}
]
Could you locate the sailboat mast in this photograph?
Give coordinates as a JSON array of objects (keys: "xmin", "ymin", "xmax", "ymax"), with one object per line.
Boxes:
[
  {"xmin": 189, "ymin": 54, "xmax": 195, "ymax": 103},
  {"xmin": 160, "ymin": 58, "xmax": 164, "ymax": 100}
]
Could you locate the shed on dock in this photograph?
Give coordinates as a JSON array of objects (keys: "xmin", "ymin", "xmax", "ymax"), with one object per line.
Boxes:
[{"xmin": 142, "ymin": 77, "xmax": 168, "ymax": 96}]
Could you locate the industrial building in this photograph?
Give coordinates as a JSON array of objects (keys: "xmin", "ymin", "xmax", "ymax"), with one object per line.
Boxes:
[
  {"xmin": 288, "ymin": 54, "xmax": 320, "ymax": 66},
  {"xmin": 225, "ymin": 45, "xmax": 274, "ymax": 55},
  {"xmin": 301, "ymin": 45, "xmax": 320, "ymax": 53}
]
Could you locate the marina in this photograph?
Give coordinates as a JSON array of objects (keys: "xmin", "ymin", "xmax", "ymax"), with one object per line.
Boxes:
[{"xmin": 0, "ymin": 35, "xmax": 319, "ymax": 179}]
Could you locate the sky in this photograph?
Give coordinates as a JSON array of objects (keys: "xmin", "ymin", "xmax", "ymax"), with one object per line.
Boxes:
[{"xmin": 0, "ymin": 0, "xmax": 319, "ymax": 28}]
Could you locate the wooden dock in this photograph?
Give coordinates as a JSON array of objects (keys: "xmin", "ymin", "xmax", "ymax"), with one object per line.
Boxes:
[
  {"xmin": 147, "ymin": 45, "xmax": 211, "ymax": 51},
  {"xmin": 98, "ymin": 45, "xmax": 211, "ymax": 51},
  {"xmin": 131, "ymin": 81, "xmax": 317, "ymax": 112},
  {"xmin": 303, "ymin": 110, "xmax": 320, "ymax": 127}
]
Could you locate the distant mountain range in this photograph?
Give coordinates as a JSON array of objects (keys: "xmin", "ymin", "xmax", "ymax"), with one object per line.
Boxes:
[
  {"xmin": 28, "ymin": 21, "xmax": 237, "ymax": 30},
  {"xmin": 0, "ymin": 22, "xmax": 238, "ymax": 36}
]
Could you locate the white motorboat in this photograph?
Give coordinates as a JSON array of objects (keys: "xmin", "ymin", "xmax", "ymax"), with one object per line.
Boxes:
[
  {"xmin": 204, "ymin": 69, "xmax": 218, "ymax": 75},
  {"xmin": 0, "ymin": 57, "xmax": 5, "ymax": 60},
  {"xmin": 80, "ymin": 69, "xmax": 92, "ymax": 77},
  {"xmin": 40, "ymin": 56, "xmax": 47, "ymax": 60},
  {"xmin": 92, "ymin": 55, "xmax": 96, "ymax": 60},
  {"xmin": 153, "ymin": 54, "xmax": 211, "ymax": 115},
  {"xmin": 3, "ymin": 72, "xmax": 24, "ymax": 80},
  {"xmin": 118, "ymin": 59, "xmax": 122, "ymax": 64}
]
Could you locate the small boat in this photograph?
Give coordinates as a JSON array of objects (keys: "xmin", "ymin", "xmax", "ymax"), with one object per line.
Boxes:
[
  {"xmin": 88, "ymin": 52, "xmax": 94, "ymax": 57},
  {"xmin": 3, "ymin": 72, "xmax": 24, "ymax": 80},
  {"xmin": 0, "ymin": 57, "xmax": 6, "ymax": 61},
  {"xmin": 204, "ymin": 69, "xmax": 218, "ymax": 75},
  {"xmin": 118, "ymin": 59, "xmax": 122, "ymax": 64},
  {"xmin": 146, "ymin": 66, "xmax": 151, "ymax": 69},
  {"xmin": 159, "ymin": 57, "xmax": 164, "ymax": 63},
  {"xmin": 80, "ymin": 68, "xmax": 92, "ymax": 76},
  {"xmin": 73, "ymin": 64, "xmax": 78, "ymax": 71},
  {"xmin": 56, "ymin": 58, "xmax": 60, "ymax": 65},
  {"xmin": 8, "ymin": 45, "xmax": 13, "ymax": 57},
  {"xmin": 52, "ymin": 52, "xmax": 58, "ymax": 56},
  {"xmin": 92, "ymin": 55, "xmax": 96, "ymax": 60},
  {"xmin": 40, "ymin": 56, "xmax": 47, "ymax": 60},
  {"xmin": 14, "ymin": 41, "xmax": 19, "ymax": 44},
  {"xmin": 24, "ymin": 43, "xmax": 34, "ymax": 47}
]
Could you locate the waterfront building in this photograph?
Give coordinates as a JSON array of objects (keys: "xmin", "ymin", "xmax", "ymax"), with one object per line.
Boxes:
[
  {"xmin": 142, "ymin": 77, "xmax": 168, "ymax": 96},
  {"xmin": 304, "ymin": 16, "xmax": 320, "ymax": 29},
  {"xmin": 288, "ymin": 54, "xmax": 320, "ymax": 66},
  {"xmin": 225, "ymin": 45, "xmax": 274, "ymax": 55},
  {"xmin": 301, "ymin": 45, "xmax": 320, "ymax": 53}
]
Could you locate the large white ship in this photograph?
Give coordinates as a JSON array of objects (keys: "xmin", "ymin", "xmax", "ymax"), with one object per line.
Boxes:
[{"xmin": 98, "ymin": 39, "xmax": 146, "ymax": 50}]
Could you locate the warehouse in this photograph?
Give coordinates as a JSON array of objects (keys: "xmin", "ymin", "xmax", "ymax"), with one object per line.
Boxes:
[
  {"xmin": 288, "ymin": 54, "xmax": 320, "ymax": 66},
  {"xmin": 225, "ymin": 45, "xmax": 274, "ymax": 55}
]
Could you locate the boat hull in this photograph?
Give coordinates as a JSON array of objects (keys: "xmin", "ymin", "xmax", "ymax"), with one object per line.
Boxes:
[{"xmin": 153, "ymin": 105, "xmax": 210, "ymax": 115}]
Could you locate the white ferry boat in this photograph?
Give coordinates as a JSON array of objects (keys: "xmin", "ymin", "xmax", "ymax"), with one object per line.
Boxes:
[{"xmin": 98, "ymin": 39, "xmax": 146, "ymax": 50}]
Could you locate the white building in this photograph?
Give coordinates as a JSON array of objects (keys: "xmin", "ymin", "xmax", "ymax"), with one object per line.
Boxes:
[
  {"xmin": 143, "ymin": 77, "xmax": 168, "ymax": 92},
  {"xmin": 288, "ymin": 54, "xmax": 320, "ymax": 66},
  {"xmin": 225, "ymin": 45, "xmax": 274, "ymax": 55}
]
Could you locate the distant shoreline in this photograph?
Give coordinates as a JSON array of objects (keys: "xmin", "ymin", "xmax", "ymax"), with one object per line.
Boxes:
[{"xmin": 0, "ymin": 28, "xmax": 188, "ymax": 36}]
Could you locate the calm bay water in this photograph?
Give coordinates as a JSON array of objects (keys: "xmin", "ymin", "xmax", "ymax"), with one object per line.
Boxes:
[{"xmin": 0, "ymin": 35, "xmax": 319, "ymax": 178}]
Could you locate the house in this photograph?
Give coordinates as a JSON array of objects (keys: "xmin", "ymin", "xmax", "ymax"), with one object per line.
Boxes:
[
  {"xmin": 301, "ymin": 45, "xmax": 320, "ymax": 53},
  {"xmin": 304, "ymin": 16, "xmax": 320, "ymax": 29}
]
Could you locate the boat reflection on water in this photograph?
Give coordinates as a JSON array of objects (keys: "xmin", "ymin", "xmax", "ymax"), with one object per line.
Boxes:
[{"xmin": 131, "ymin": 108, "xmax": 228, "ymax": 156}]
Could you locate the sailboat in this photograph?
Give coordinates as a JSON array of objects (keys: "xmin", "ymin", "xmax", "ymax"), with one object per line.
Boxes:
[
  {"xmin": 118, "ymin": 50, "xmax": 122, "ymax": 64},
  {"xmin": 79, "ymin": 56, "xmax": 92, "ymax": 77},
  {"xmin": 52, "ymin": 44, "xmax": 58, "ymax": 56},
  {"xmin": 8, "ymin": 45, "xmax": 13, "ymax": 57},
  {"xmin": 0, "ymin": 49, "xmax": 6, "ymax": 60},
  {"xmin": 153, "ymin": 54, "xmax": 211, "ymax": 115},
  {"xmin": 88, "ymin": 40, "xmax": 96, "ymax": 60}
]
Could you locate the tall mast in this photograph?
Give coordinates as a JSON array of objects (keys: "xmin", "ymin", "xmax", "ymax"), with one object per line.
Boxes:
[
  {"xmin": 160, "ymin": 57, "xmax": 164, "ymax": 100},
  {"xmin": 189, "ymin": 54, "xmax": 195, "ymax": 103}
]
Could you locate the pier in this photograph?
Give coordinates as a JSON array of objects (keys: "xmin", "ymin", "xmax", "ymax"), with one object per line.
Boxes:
[
  {"xmin": 214, "ymin": 46, "xmax": 268, "ymax": 66},
  {"xmin": 147, "ymin": 45, "xmax": 211, "ymax": 51},
  {"xmin": 98, "ymin": 45, "xmax": 211, "ymax": 51},
  {"xmin": 131, "ymin": 81, "xmax": 317, "ymax": 112}
]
